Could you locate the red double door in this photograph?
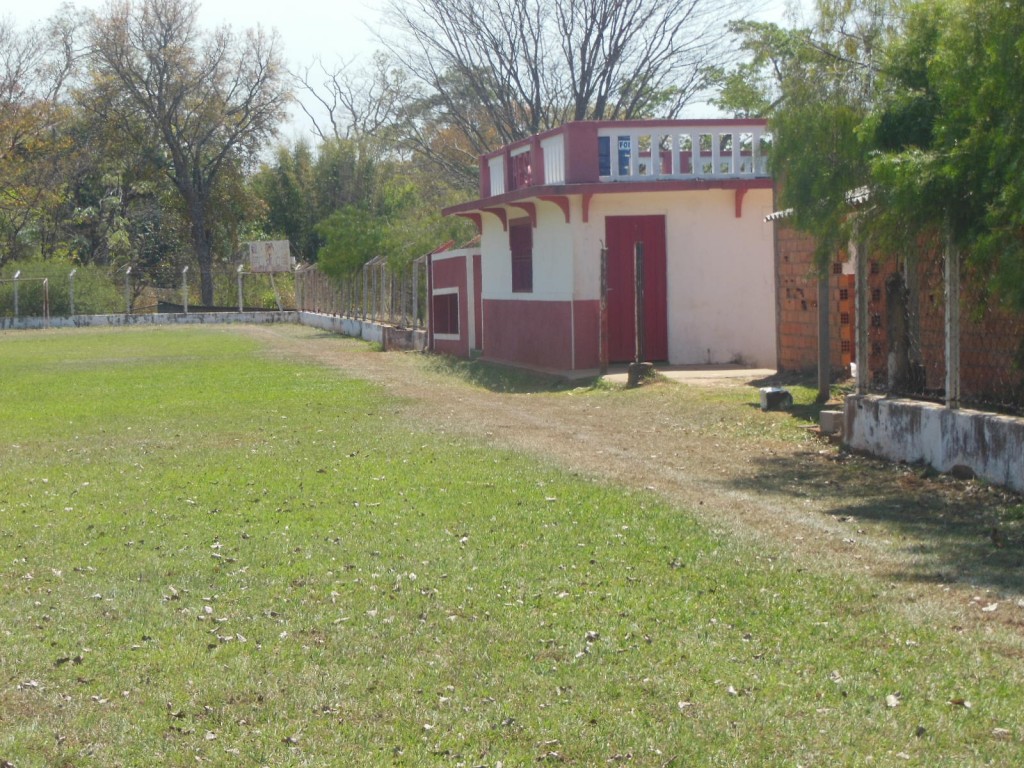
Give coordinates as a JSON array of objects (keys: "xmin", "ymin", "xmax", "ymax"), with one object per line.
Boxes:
[{"xmin": 605, "ymin": 215, "xmax": 668, "ymax": 363}]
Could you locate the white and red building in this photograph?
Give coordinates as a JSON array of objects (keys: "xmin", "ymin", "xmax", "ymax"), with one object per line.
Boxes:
[{"xmin": 429, "ymin": 119, "xmax": 778, "ymax": 374}]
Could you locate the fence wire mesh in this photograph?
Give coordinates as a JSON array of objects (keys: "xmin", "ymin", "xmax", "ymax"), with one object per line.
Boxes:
[
  {"xmin": 0, "ymin": 261, "xmax": 300, "ymax": 319},
  {"xmin": 295, "ymin": 259, "xmax": 427, "ymax": 329},
  {"xmin": 863, "ymin": 249, "xmax": 1024, "ymax": 415}
]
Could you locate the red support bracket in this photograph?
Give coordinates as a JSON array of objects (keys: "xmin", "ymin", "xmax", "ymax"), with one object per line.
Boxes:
[
  {"xmin": 482, "ymin": 207, "xmax": 508, "ymax": 231},
  {"xmin": 582, "ymin": 193, "xmax": 594, "ymax": 223},
  {"xmin": 539, "ymin": 195, "xmax": 571, "ymax": 223},
  {"xmin": 734, "ymin": 187, "xmax": 748, "ymax": 218},
  {"xmin": 455, "ymin": 212, "xmax": 483, "ymax": 233},
  {"xmin": 508, "ymin": 202, "xmax": 537, "ymax": 228}
]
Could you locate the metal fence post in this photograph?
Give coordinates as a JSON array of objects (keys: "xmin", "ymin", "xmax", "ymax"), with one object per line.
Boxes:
[
  {"xmin": 13, "ymin": 270, "xmax": 20, "ymax": 317},
  {"xmin": 854, "ymin": 232, "xmax": 869, "ymax": 395},
  {"xmin": 124, "ymin": 267, "xmax": 132, "ymax": 315},
  {"xmin": 817, "ymin": 268, "xmax": 830, "ymax": 401},
  {"xmin": 182, "ymin": 265, "xmax": 189, "ymax": 314},
  {"xmin": 945, "ymin": 227, "xmax": 961, "ymax": 409},
  {"xmin": 237, "ymin": 265, "xmax": 245, "ymax": 312},
  {"xmin": 69, "ymin": 269, "xmax": 76, "ymax": 317},
  {"xmin": 413, "ymin": 261, "xmax": 419, "ymax": 328}
]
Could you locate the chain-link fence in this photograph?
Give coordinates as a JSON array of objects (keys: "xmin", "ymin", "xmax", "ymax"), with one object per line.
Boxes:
[
  {"xmin": 861, "ymin": 245, "xmax": 1024, "ymax": 415},
  {"xmin": 295, "ymin": 258, "xmax": 428, "ymax": 329},
  {"xmin": 0, "ymin": 262, "xmax": 296, "ymax": 320},
  {"xmin": 147, "ymin": 262, "xmax": 296, "ymax": 313},
  {"xmin": 1, "ymin": 256, "xmax": 429, "ymax": 332},
  {"xmin": 0, "ymin": 265, "xmax": 125, "ymax": 318}
]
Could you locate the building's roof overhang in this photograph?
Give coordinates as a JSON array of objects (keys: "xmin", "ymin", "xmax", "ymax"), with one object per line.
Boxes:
[{"xmin": 444, "ymin": 178, "xmax": 774, "ymax": 229}]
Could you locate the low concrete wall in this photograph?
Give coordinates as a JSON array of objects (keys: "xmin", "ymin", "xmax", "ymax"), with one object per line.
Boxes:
[
  {"xmin": 296, "ymin": 312, "xmax": 426, "ymax": 351},
  {"xmin": 1, "ymin": 311, "xmax": 427, "ymax": 351},
  {"xmin": 845, "ymin": 394, "xmax": 1024, "ymax": 493},
  {"xmin": 0, "ymin": 311, "xmax": 298, "ymax": 330}
]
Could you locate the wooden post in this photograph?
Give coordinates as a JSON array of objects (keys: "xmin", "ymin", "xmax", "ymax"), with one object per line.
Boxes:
[
  {"xmin": 634, "ymin": 240, "xmax": 646, "ymax": 364},
  {"xmin": 599, "ymin": 244, "xmax": 608, "ymax": 375},
  {"xmin": 627, "ymin": 240, "xmax": 654, "ymax": 387},
  {"xmin": 945, "ymin": 227, "xmax": 961, "ymax": 409}
]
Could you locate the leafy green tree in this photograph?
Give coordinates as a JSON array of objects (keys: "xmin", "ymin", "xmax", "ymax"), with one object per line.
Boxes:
[
  {"xmin": 314, "ymin": 173, "xmax": 468, "ymax": 277},
  {"xmin": 867, "ymin": 0, "xmax": 1024, "ymax": 304},
  {"xmin": 253, "ymin": 131, "xmax": 472, "ymax": 276},
  {"xmin": 251, "ymin": 136, "xmax": 378, "ymax": 264},
  {"xmin": 716, "ymin": 1, "xmax": 904, "ymax": 264},
  {"xmin": 251, "ymin": 141, "xmax": 320, "ymax": 262},
  {"xmin": 87, "ymin": 0, "xmax": 290, "ymax": 304}
]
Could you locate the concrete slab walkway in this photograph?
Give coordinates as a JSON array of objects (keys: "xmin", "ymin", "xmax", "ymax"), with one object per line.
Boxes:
[{"xmin": 601, "ymin": 363, "xmax": 777, "ymax": 386}]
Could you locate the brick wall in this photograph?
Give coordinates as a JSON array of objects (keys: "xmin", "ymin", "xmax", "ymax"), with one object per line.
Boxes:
[
  {"xmin": 784, "ymin": 227, "xmax": 1024, "ymax": 410},
  {"xmin": 775, "ymin": 225, "xmax": 853, "ymax": 374}
]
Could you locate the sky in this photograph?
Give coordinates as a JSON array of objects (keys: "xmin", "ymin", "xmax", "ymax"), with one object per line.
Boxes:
[
  {"xmin": 9, "ymin": 0, "xmax": 390, "ymax": 69},
  {"xmin": 8, "ymin": 0, "xmax": 810, "ymax": 139}
]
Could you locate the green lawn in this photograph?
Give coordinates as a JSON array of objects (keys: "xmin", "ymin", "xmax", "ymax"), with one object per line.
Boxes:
[{"xmin": 1, "ymin": 327, "xmax": 1021, "ymax": 766}]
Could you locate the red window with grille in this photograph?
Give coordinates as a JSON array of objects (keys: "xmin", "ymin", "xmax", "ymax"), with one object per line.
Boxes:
[
  {"xmin": 510, "ymin": 219, "xmax": 533, "ymax": 293},
  {"xmin": 432, "ymin": 292, "xmax": 459, "ymax": 335}
]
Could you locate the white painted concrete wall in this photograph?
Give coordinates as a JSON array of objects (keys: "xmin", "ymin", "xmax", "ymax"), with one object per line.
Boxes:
[
  {"xmin": 0, "ymin": 311, "xmax": 298, "ymax": 330},
  {"xmin": 532, "ymin": 206, "xmax": 575, "ymax": 301},
  {"xmin": 474, "ymin": 186, "xmax": 776, "ymax": 368},
  {"xmin": 480, "ymin": 219, "xmax": 512, "ymax": 299},
  {"xmin": 846, "ymin": 394, "xmax": 1024, "ymax": 493},
  {"xmin": 480, "ymin": 207, "xmax": 574, "ymax": 302},
  {"xmin": 584, "ymin": 188, "xmax": 776, "ymax": 367}
]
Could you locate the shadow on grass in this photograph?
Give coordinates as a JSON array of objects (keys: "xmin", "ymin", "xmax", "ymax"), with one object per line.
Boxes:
[
  {"xmin": 425, "ymin": 355, "xmax": 601, "ymax": 394},
  {"xmin": 745, "ymin": 370, "xmax": 854, "ymax": 427},
  {"xmin": 724, "ymin": 447, "xmax": 1024, "ymax": 596}
]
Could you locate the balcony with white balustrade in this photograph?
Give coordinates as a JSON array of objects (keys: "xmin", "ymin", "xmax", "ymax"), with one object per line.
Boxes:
[{"xmin": 445, "ymin": 119, "xmax": 773, "ymax": 226}]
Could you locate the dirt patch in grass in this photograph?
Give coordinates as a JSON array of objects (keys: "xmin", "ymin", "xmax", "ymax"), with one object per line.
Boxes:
[{"xmin": 244, "ymin": 325, "xmax": 1024, "ymax": 632}]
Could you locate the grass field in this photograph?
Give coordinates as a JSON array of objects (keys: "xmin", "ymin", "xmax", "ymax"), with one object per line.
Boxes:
[{"xmin": 1, "ymin": 326, "xmax": 1022, "ymax": 767}]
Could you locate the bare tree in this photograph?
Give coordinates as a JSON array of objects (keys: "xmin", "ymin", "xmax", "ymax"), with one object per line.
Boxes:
[
  {"xmin": 382, "ymin": 0, "xmax": 747, "ymax": 161},
  {"xmin": 294, "ymin": 53, "xmax": 411, "ymax": 148},
  {"xmin": 87, "ymin": 0, "xmax": 290, "ymax": 304}
]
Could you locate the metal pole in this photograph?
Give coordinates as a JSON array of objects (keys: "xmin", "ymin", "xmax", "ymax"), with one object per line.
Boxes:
[
  {"xmin": 270, "ymin": 272, "xmax": 283, "ymax": 311},
  {"xmin": 945, "ymin": 225, "xmax": 961, "ymax": 409},
  {"xmin": 854, "ymin": 231, "xmax": 869, "ymax": 395},
  {"xmin": 43, "ymin": 278, "xmax": 49, "ymax": 328},
  {"xmin": 817, "ymin": 269, "xmax": 830, "ymax": 402},
  {"xmin": 413, "ymin": 260, "xmax": 420, "ymax": 328},
  {"xmin": 237, "ymin": 265, "xmax": 244, "ymax": 312},
  {"xmin": 182, "ymin": 265, "xmax": 189, "ymax": 314},
  {"xmin": 69, "ymin": 269, "xmax": 76, "ymax": 317},
  {"xmin": 13, "ymin": 270, "xmax": 20, "ymax": 317},
  {"xmin": 363, "ymin": 266, "xmax": 369, "ymax": 321},
  {"xmin": 124, "ymin": 267, "xmax": 132, "ymax": 315}
]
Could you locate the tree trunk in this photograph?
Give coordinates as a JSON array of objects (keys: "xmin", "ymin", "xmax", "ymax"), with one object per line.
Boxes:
[{"xmin": 188, "ymin": 200, "xmax": 216, "ymax": 306}]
